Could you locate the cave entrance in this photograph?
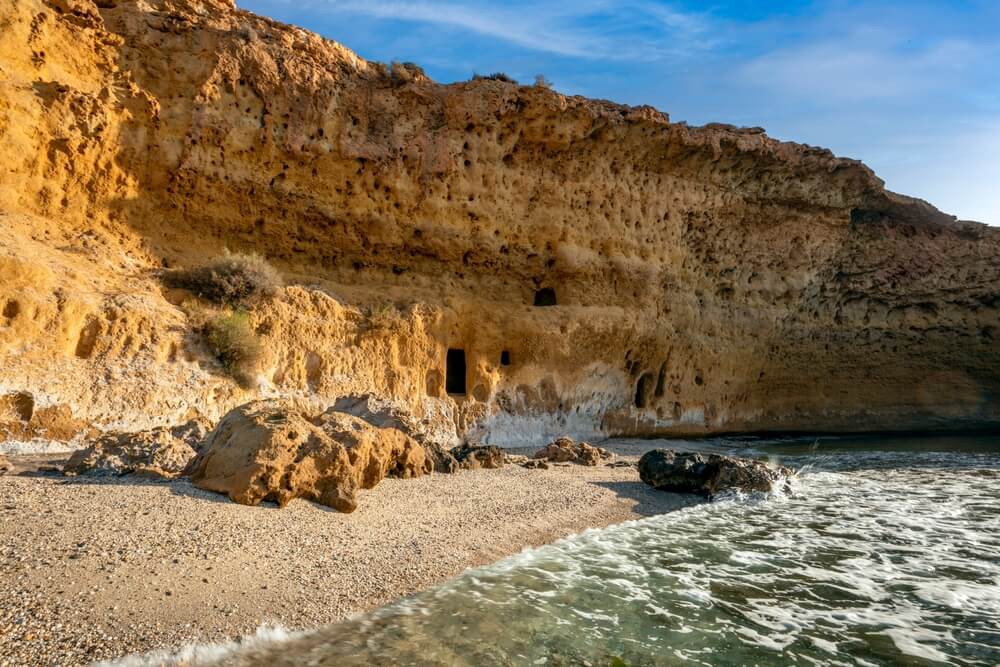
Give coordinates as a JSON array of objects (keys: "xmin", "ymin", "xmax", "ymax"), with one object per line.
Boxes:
[
  {"xmin": 500, "ymin": 350, "xmax": 511, "ymax": 366},
  {"xmin": 533, "ymin": 287, "xmax": 557, "ymax": 307},
  {"xmin": 446, "ymin": 348, "xmax": 467, "ymax": 395},
  {"xmin": 635, "ymin": 372, "xmax": 655, "ymax": 409}
]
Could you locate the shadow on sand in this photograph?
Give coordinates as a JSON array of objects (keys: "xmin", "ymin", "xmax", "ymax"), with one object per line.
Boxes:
[{"xmin": 590, "ymin": 479, "xmax": 705, "ymax": 517}]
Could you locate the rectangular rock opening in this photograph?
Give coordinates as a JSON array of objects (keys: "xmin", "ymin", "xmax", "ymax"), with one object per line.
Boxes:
[
  {"xmin": 533, "ymin": 287, "xmax": 557, "ymax": 306},
  {"xmin": 500, "ymin": 350, "xmax": 511, "ymax": 366},
  {"xmin": 446, "ymin": 348, "xmax": 467, "ymax": 395}
]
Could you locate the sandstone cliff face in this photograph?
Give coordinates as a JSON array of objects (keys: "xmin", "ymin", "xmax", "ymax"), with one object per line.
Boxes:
[{"xmin": 1, "ymin": 0, "xmax": 997, "ymax": 445}]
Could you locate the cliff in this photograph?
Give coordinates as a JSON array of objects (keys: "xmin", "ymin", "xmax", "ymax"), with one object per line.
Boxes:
[{"xmin": 1, "ymin": 0, "xmax": 998, "ymax": 445}]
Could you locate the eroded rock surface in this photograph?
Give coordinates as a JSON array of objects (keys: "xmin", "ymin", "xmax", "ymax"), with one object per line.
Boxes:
[
  {"xmin": 0, "ymin": 0, "xmax": 997, "ymax": 447},
  {"xmin": 533, "ymin": 437, "xmax": 613, "ymax": 466},
  {"xmin": 638, "ymin": 449, "xmax": 793, "ymax": 496},
  {"xmin": 186, "ymin": 401, "xmax": 429, "ymax": 511},
  {"xmin": 0, "ymin": 454, "xmax": 10, "ymax": 475},
  {"xmin": 63, "ymin": 417, "xmax": 211, "ymax": 479},
  {"xmin": 452, "ymin": 444, "xmax": 505, "ymax": 470}
]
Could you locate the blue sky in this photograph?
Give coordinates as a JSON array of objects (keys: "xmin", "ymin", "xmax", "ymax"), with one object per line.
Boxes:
[{"xmin": 239, "ymin": 0, "xmax": 1000, "ymax": 224}]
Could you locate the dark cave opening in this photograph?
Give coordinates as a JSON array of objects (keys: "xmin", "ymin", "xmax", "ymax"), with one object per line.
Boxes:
[
  {"xmin": 446, "ymin": 349, "xmax": 467, "ymax": 395},
  {"xmin": 533, "ymin": 287, "xmax": 557, "ymax": 307}
]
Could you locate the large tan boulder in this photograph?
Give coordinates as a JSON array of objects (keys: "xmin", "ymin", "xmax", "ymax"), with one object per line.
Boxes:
[
  {"xmin": 63, "ymin": 418, "xmax": 210, "ymax": 479},
  {"xmin": 186, "ymin": 401, "xmax": 429, "ymax": 512},
  {"xmin": 533, "ymin": 437, "xmax": 613, "ymax": 466}
]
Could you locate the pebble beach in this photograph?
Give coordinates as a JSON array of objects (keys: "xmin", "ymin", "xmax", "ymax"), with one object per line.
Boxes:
[{"xmin": 0, "ymin": 456, "xmax": 690, "ymax": 666}]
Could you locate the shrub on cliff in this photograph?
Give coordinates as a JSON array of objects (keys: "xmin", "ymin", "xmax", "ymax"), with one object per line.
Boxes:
[
  {"xmin": 473, "ymin": 72, "xmax": 517, "ymax": 84},
  {"xmin": 164, "ymin": 252, "xmax": 281, "ymax": 306},
  {"xmin": 390, "ymin": 61, "xmax": 426, "ymax": 85},
  {"xmin": 205, "ymin": 311, "xmax": 261, "ymax": 387}
]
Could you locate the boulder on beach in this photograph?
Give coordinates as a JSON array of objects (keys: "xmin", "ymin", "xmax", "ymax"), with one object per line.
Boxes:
[
  {"xmin": 185, "ymin": 401, "xmax": 430, "ymax": 512},
  {"xmin": 332, "ymin": 394, "xmax": 456, "ymax": 446},
  {"xmin": 533, "ymin": 437, "xmax": 613, "ymax": 466},
  {"xmin": 63, "ymin": 417, "xmax": 211, "ymax": 480},
  {"xmin": 638, "ymin": 449, "xmax": 792, "ymax": 497},
  {"xmin": 452, "ymin": 443, "xmax": 505, "ymax": 470}
]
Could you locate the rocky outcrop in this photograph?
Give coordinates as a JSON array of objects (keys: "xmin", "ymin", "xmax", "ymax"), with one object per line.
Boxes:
[
  {"xmin": 0, "ymin": 0, "xmax": 997, "ymax": 446},
  {"xmin": 533, "ymin": 437, "xmax": 613, "ymax": 466},
  {"xmin": 186, "ymin": 401, "xmax": 429, "ymax": 511},
  {"xmin": 0, "ymin": 454, "xmax": 10, "ymax": 475},
  {"xmin": 63, "ymin": 418, "xmax": 210, "ymax": 479},
  {"xmin": 451, "ymin": 444, "xmax": 505, "ymax": 470},
  {"xmin": 638, "ymin": 449, "xmax": 793, "ymax": 497}
]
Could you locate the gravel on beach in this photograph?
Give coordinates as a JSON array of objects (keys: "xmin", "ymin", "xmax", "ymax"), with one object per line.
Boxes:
[{"xmin": 0, "ymin": 458, "xmax": 690, "ymax": 666}]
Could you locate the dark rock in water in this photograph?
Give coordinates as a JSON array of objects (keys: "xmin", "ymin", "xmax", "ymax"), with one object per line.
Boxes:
[
  {"xmin": 638, "ymin": 449, "xmax": 792, "ymax": 497},
  {"xmin": 452, "ymin": 443, "xmax": 505, "ymax": 470}
]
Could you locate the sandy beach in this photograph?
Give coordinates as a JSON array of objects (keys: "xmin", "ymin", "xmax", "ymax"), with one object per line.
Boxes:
[{"xmin": 0, "ymin": 455, "xmax": 696, "ymax": 666}]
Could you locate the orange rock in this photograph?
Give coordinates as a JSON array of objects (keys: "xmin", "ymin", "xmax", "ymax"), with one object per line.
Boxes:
[{"xmin": 186, "ymin": 401, "xmax": 429, "ymax": 512}]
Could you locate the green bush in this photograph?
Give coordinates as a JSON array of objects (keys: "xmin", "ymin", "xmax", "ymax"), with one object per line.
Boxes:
[
  {"xmin": 205, "ymin": 310, "xmax": 261, "ymax": 387},
  {"xmin": 164, "ymin": 251, "xmax": 281, "ymax": 306}
]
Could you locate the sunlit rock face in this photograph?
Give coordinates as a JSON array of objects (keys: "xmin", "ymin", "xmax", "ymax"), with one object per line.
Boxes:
[{"xmin": 0, "ymin": 0, "xmax": 997, "ymax": 444}]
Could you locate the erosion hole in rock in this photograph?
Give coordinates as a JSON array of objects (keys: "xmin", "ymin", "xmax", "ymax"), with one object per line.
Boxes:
[
  {"xmin": 635, "ymin": 372, "xmax": 655, "ymax": 409},
  {"xmin": 2, "ymin": 300, "xmax": 20, "ymax": 320},
  {"xmin": 75, "ymin": 318, "xmax": 100, "ymax": 359},
  {"xmin": 654, "ymin": 361, "xmax": 668, "ymax": 397},
  {"xmin": 446, "ymin": 348, "xmax": 467, "ymax": 395},
  {"xmin": 500, "ymin": 350, "xmax": 511, "ymax": 366},
  {"xmin": 3, "ymin": 391, "xmax": 34, "ymax": 422},
  {"xmin": 533, "ymin": 287, "xmax": 557, "ymax": 307}
]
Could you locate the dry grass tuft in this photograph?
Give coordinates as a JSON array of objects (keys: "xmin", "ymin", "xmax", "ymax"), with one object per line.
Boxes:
[
  {"xmin": 164, "ymin": 252, "xmax": 281, "ymax": 306},
  {"xmin": 204, "ymin": 310, "xmax": 261, "ymax": 387}
]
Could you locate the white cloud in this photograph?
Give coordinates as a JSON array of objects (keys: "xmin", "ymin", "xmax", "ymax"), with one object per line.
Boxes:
[
  {"xmin": 293, "ymin": 0, "xmax": 712, "ymax": 60},
  {"xmin": 737, "ymin": 27, "xmax": 982, "ymax": 103}
]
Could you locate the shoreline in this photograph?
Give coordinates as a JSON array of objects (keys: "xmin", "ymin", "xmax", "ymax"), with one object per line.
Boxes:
[{"xmin": 0, "ymin": 455, "xmax": 697, "ymax": 666}]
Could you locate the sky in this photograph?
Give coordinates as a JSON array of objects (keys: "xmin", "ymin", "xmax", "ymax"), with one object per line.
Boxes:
[{"xmin": 239, "ymin": 0, "xmax": 1000, "ymax": 224}]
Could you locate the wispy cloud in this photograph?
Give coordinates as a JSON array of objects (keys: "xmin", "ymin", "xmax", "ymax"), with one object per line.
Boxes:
[
  {"xmin": 286, "ymin": 0, "xmax": 713, "ymax": 61},
  {"xmin": 737, "ymin": 26, "xmax": 984, "ymax": 103}
]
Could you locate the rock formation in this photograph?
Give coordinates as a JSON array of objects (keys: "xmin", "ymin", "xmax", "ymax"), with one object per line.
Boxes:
[
  {"xmin": 638, "ymin": 449, "xmax": 793, "ymax": 496},
  {"xmin": 0, "ymin": 0, "xmax": 997, "ymax": 447},
  {"xmin": 451, "ymin": 444, "xmax": 505, "ymax": 470},
  {"xmin": 186, "ymin": 401, "xmax": 429, "ymax": 511},
  {"xmin": 0, "ymin": 454, "xmax": 10, "ymax": 475},
  {"xmin": 533, "ymin": 437, "xmax": 613, "ymax": 466},
  {"xmin": 63, "ymin": 417, "xmax": 209, "ymax": 479}
]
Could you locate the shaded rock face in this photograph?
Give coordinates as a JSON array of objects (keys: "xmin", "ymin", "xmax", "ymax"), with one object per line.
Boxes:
[
  {"xmin": 452, "ymin": 444, "xmax": 505, "ymax": 470},
  {"xmin": 0, "ymin": 0, "xmax": 997, "ymax": 447},
  {"xmin": 186, "ymin": 401, "xmax": 429, "ymax": 512},
  {"xmin": 638, "ymin": 449, "xmax": 793, "ymax": 497},
  {"xmin": 423, "ymin": 442, "xmax": 460, "ymax": 474},
  {"xmin": 63, "ymin": 417, "xmax": 210, "ymax": 479},
  {"xmin": 533, "ymin": 437, "xmax": 613, "ymax": 466},
  {"xmin": 331, "ymin": 394, "xmax": 456, "ymax": 448},
  {"xmin": 0, "ymin": 454, "xmax": 10, "ymax": 474}
]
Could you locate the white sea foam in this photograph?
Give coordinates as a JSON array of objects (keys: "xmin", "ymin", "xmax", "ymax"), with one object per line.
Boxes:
[{"xmin": 99, "ymin": 626, "xmax": 297, "ymax": 667}]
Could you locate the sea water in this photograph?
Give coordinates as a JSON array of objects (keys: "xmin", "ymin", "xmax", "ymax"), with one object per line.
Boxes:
[{"xmin": 118, "ymin": 435, "xmax": 1000, "ymax": 666}]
